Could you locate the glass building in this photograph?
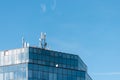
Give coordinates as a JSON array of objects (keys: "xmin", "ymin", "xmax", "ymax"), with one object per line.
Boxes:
[{"xmin": 0, "ymin": 47, "xmax": 92, "ymax": 80}]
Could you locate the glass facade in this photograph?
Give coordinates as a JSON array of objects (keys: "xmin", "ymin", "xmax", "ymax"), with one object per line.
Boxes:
[
  {"xmin": 0, "ymin": 47, "xmax": 92, "ymax": 80},
  {"xmin": 0, "ymin": 48, "xmax": 28, "ymax": 80}
]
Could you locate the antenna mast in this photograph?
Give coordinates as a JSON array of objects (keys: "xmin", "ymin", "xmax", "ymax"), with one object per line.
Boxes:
[
  {"xmin": 22, "ymin": 37, "xmax": 24, "ymax": 48},
  {"xmin": 39, "ymin": 32, "xmax": 47, "ymax": 49},
  {"xmin": 22, "ymin": 37, "xmax": 29, "ymax": 48}
]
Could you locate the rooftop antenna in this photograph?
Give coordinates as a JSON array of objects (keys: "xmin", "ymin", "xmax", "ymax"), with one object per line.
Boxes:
[
  {"xmin": 22, "ymin": 37, "xmax": 24, "ymax": 48},
  {"xmin": 39, "ymin": 32, "xmax": 47, "ymax": 49},
  {"xmin": 22, "ymin": 37, "xmax": 29, "ymax": 48}
]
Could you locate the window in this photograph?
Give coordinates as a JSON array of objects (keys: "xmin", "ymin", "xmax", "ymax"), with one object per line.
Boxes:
[
  {"xmin": 9, "ymin": 72, "xmax": 14, "ymax": 80},
  {"xmin": 0, "ymin": 73, "xmax": 3, "ymax": 80},
  {"xmin": 4, "ymin": 51, "xmax": 9, "ymax": 56}
]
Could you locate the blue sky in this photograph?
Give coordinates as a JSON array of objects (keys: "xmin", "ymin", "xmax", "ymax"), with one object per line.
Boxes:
[{"xmin": 0, "ymin": 0, "xmax": 120, "ymax": 80}]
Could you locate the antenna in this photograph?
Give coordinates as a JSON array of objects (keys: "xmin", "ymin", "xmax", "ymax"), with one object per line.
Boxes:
[
  {"xmin": 22, "ymin": 37, "xmax": 30, "ymax": 48},
  {"xmin": 39, "ymin": 32, "xmax": 47, "ymax": 49},
  {"xmin": 22, "ymin": 37, "xmax": 24, "ymax": 48}
]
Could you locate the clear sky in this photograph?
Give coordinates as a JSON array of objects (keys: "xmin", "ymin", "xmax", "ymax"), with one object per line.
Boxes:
[{"xmin": 0, "ymin": 0, "xmax": 120, "ymax": 80}]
